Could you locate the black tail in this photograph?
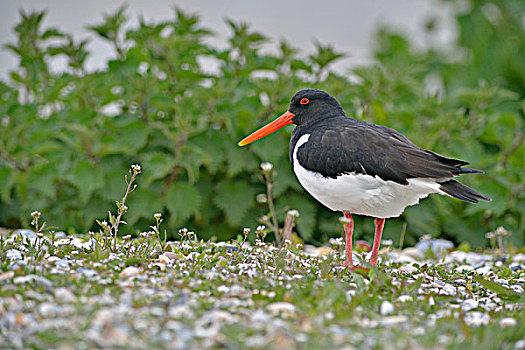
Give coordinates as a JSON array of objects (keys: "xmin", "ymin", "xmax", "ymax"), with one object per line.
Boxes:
[{"xmin": 439, "ymin": 179, "xmax": 491, "ymax": 203}]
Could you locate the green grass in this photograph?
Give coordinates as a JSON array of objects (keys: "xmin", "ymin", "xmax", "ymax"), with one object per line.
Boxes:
[{"xmin": 0, "ymin": 227, "xmax": 523, "ymax": 349}]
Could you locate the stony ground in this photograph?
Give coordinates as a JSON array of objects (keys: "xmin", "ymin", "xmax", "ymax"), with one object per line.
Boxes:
[{"xmin": 0, "ymin": 228, "xmax": 524, "ymax": 349}]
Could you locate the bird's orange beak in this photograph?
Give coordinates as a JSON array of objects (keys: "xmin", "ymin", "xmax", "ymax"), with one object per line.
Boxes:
[{"xmin": 238, "ymin": 110, "xmax": 295, "ymax": 146}]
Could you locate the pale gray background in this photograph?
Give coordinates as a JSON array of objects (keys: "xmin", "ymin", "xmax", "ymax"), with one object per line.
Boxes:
[{"xmin": 0, "ymin": 0, "xmax": 454, "ymax": 81}]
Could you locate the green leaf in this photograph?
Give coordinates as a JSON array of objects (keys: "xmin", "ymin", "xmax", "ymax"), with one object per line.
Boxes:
[
  {"xmin": 165, "ymin": 183, "xmax": 201, "ymax": 224},
  {"xmin": 406, "ymin": 277, "xmax": 424, "ymax": 294},
  {"xmin": 69, "ymin": 160, "xmax": 104, "ymax": 205},
  {"xmin": 116, "ymin": 121, "xmax": 149, "ymax": 154},
  {"xmin": 213, "ymin": 182, "xmax": 257, "ymax": 226},
  {"xmin": 473, "ymin": 275, "xmax": 522, "ymax": 302},
  {"xmin": 141, "ymin": 152, "xmax": 175, "ymax": 186}
]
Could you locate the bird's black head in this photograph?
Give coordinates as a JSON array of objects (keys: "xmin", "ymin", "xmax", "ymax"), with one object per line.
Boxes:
[
  {"xmin": 237, "ymin": 89, "xmax": 344, "ymax": 147},
  {"xmin": 289, "ymin": 89, "xmax": 345, "ymax": 126}
]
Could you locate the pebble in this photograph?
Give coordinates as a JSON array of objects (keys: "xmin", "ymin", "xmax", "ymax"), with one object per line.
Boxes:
[
  {"xmin": 401, "ymin": 248, "xmax": 424, "ymax": 259},
  {"xmin": 380, "ymin": 301, "xmax": 395, "ymax": 315},
  {"xmin": 267, "ymin": 302, "xmax": 296, "ymax": 317},
  {"xmin": 476, "ymin": 266, "xmax": 492, "ymax": 275},
  {"xmin": 158, "ymin": 254, "xmax": 172, "ymax": 264},
  {"xmin": 6, "ymin": 249, "xmax": 23, "ymax": 260},
  {"xmin": 54, "ymin": 259, "xmax": 70, "ymax": 269},
  {"xmin": 0, "ymin": 271, "xmax": 15, "ymax": 282},
  {"xmin": 461, "ymin": 299, "xmax": 479, "ymax": 312},
  {"xmin": 380, "ymin": 315, "xmax": 408, "ymax": 326},
  {"xmin": 77, "ymin": 268, "xmax": 98, "ymax": 277},
  {"xmin": 54, "ymin": 231, "xmax": 67, "ymax": 238},
  {"xmin": 13, "ymin": 275, "xmax": 53, "ymax": 289},
  {"xmin": 12, "ymin": 229, "xmax": 37, "ymax": 242},
  {"xmin": 415, "ymin": 239, "xmax": 454, "ymax": 255},
  {"xmin": 398, "ymin": 265, "xmax": 418, "ymax": 273},
  {"xmin": 169, "ymin": 305, "xmax": 195, "ymax": 320},
  {"xmin": 251, "ymin": 309, "xmax": 271, "ymax": 324},
  {"xmin": 54, "ymin": 287, "xmax": 77, "ymax": 303},
  {"xmin": 397, "ymin": 295, "xmax": 413, "ymax": 303},
  {"xmin": 164, "ymin": 252, "xmax": 177, "ymax": 260},
  {"xmin": 463, "ymin": 311, "xmax": 489, "ymax": 327},
  {"xmin": 38, "ymin": 302, "xmax": 59, "ymax": 318},
  {"xmin": 498, "ymin": 317, "xmax": 516, "ymax": 327}
]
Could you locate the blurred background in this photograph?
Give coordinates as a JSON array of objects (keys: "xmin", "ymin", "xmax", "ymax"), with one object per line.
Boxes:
[{"xmin": 0, "ymin": 0, "xmax": 523, "ymax": 247}]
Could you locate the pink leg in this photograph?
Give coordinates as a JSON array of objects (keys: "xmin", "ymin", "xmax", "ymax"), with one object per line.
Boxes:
[
  {"xmin": 370, "ymin": 218, "xmax": 385, "ymax": 266},
  {"xmin": 342, "ymin": 211, "xmax": 354, "ymax": 269}
]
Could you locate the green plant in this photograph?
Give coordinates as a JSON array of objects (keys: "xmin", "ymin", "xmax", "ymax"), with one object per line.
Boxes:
[{"xmin": 0, "ymin": 2, "xmax": 523, "ymax": 246}]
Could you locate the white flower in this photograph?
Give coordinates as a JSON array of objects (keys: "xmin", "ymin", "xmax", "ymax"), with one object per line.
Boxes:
[
  {"xmin": 260, "ymin": 162, "xmax": 273, "ymax": 172},
  {"xmin": 256, "ymin": 193, "xmax": 267, "ymax": 203},
  {"xmin": 154, "ymin": 213, "xmax": 162, "ymax": 220},
  {"xmin": 30, "ymin": 211, "xmax": 41, "ymax": 219},
  {"xmin": 287, "ymin": 209, "xmax": 300, "ymax": 218},
  {"xmin": 131, "ymin": 164, "xmax": 141, "ymax": 174}
]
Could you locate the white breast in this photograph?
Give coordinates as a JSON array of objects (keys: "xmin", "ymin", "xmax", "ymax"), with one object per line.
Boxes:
[{"xmin": 292, "ymin": 134, "xmax": 447, "ymax": 218}]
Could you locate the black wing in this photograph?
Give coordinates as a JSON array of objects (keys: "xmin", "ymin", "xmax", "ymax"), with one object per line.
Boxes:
[{"xmin": 292, "ymin": 117, "xmax": 482, "ymax": 184}]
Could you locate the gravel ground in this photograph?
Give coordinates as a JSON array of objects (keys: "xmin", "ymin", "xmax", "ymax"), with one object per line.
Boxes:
[{"xmin": 0, "ymin": 228, "xmax": 524, "ymax": 349}]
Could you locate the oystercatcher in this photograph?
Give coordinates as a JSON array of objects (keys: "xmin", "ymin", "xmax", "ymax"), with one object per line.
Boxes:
[{"xmin": 238, "ymin": 89, "xmax": 490, "ymax": 269}]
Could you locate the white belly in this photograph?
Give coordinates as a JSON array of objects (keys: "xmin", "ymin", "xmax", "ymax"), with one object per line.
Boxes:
[{"xmin": 292, "ymin": 134, "xmax": 446, "ymax": 218}]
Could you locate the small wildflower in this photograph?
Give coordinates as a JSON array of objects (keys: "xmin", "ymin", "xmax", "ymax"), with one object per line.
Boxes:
[
  {"xmin": 154, "ymin": 213, "xmax": 162, "ymax": 220},
  {"xmin": 88, "ymin": 231, "xmax": 95, "ymax": 237},
  {"xmin": 287, "ymin": 209, "xmax": 300, "ymax": 218},
  {"xmin": 123, "ymin": 235, "xmax": 131, "ymax": 240},
  {"xmin": 179, "ymin": 228, "xmax": 188, "ymax": 235},
  {"xmin": 147, "ymin": 231, "xmax": 156, "ymax": 237},
  {"xmin": 256, "ymin": 225, "xmax": 266, "ymax": 233},
  {"xmin": 131, "ymin": 164, "xmax": 141, "ymax": 174},
  {"xmin": 256, "ymin": 193, "xmax": 268, "ymax": 203},
  {"xmin": 382, "ymin": 239, "xmax": 393, "ymax": 247},
  {"xmin": 260, "ymin": 162, "xmax": 273, "ymax": 172},
  {"xmin": 31, "ymin": 211, "xmax": 41, "ymax": 219},
  {"xmin": 485, "ymin": 231, "xmax": 495, "ymax": 239},
  {"xmin": 140, "ymin": 232, "xmax": 148, "ymax": 238},
  {"xmin": 243, "ymin": 228, "xmax": 251, "ymax": 237},
  {"xmin": 495, "ymin": 226, "xmax": 511, "ymax": 237}
]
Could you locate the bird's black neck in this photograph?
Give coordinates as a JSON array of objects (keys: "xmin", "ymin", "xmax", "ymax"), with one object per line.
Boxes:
[{"xmin": 289, "ymin": 114, "xmax": 350, "ymax": 164}]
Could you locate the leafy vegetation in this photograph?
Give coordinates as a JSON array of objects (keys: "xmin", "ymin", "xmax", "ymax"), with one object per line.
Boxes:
[{"xmin": 0, "ymin": 0, "xmax": 523, "ymax": 246}]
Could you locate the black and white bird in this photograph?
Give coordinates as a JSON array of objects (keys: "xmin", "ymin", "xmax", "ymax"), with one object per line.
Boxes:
[{"xmin": 238, "ymin": 89, "xmax": 490, "ymax": 270}]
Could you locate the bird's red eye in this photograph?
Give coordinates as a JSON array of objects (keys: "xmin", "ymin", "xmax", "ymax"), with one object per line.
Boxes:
[{"xmin": 300, "ymin": 98, "xmax": 309, "ymax": 105}]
